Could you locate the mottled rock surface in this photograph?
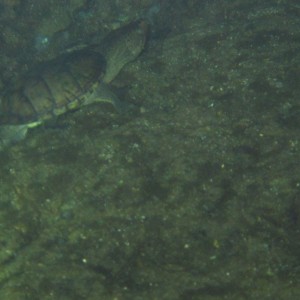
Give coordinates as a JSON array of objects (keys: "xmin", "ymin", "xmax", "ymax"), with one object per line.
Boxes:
[{"xmin": 0, "ymin": 0, "xmax": 299, "ymax": 299}]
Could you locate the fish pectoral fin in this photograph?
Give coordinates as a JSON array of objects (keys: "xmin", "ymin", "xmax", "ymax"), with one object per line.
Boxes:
[
  {"xmin": 0, "ymin": 125, "xmax": 29, "ymax": 150},
  {"xmin": 85, "ymin": 82, "xmax": 129, "ymax": 113}
]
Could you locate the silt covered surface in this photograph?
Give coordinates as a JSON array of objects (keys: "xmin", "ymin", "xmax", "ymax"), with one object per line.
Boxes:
[{"xmin": 0, "ymin": 0, "xmax": 299, "ymax": 299}]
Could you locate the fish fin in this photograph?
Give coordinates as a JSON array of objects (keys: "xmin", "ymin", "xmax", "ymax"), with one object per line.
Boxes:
[
  {"xmin": 85, "ymin": 82, "xmax": 129, "ymax": 113},
  {"xmin": 0, "ymin": 125, "xmax": 29, "ymax": 150}
]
